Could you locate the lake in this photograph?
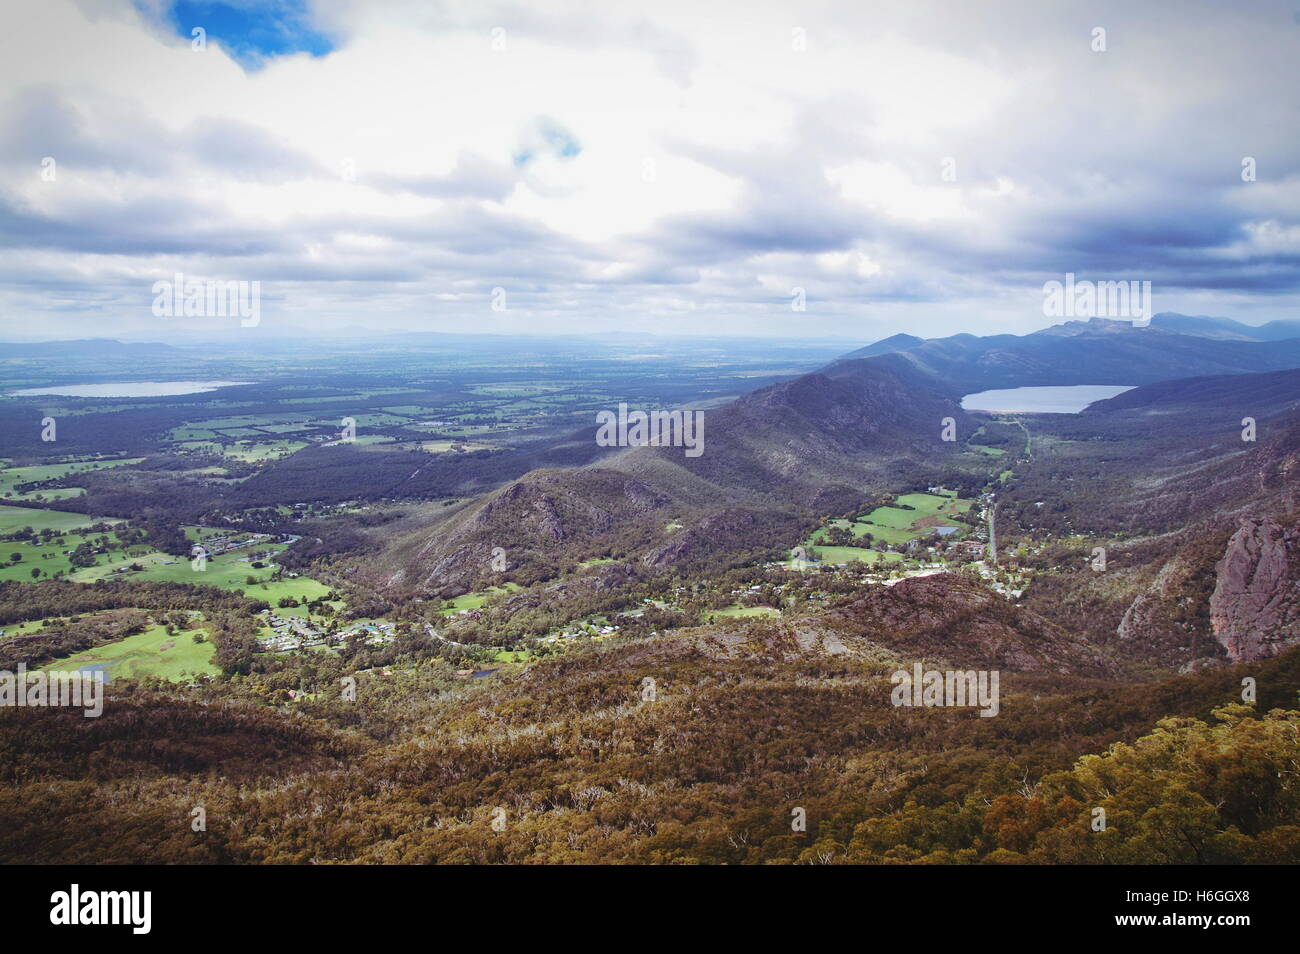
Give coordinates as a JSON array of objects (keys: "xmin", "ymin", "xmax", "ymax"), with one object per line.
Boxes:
[
  {"xmin": 961, "ymin": 385, "xmax": 1136, "ymax": 414},
  {"xmin": 11, "ymin": 380, "xmax": 253, "ymax": 398}
]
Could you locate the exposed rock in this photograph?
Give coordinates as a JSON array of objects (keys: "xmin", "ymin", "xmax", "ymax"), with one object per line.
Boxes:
[
  {"xmin": 1178, "ymin": 657, "xmax": 1226, "ymax": 674},
  {"xmin": 642, "ymin": 509, "xmax": 758, "ymax": 568},
  {"xmin": 1116, "ymin": 560, "xmax": 1188, "ymax": 649},
  {"xmin": 1210, "ymin": 518, "xmax": 1300, "ymax": 661}
]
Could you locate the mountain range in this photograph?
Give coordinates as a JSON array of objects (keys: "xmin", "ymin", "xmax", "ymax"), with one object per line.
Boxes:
[{"xmin": 349, "ymin": 318, "xmax": 1300, "ymax": 673}]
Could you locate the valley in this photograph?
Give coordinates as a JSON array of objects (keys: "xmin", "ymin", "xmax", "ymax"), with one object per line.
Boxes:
[
  {"xmin": 8, "ymin": 0, "xmax": 1300, "ymax": 899},
  {"xmin": 2, "ymin": 319, "xmax": 1299, "ymax": 864}
]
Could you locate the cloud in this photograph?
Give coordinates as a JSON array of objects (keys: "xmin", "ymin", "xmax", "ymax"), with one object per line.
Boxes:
[
  {"xmin": 512, "ymin": 116, "xmax": 581, "ymax": 167},
  {"xmin": 0, "ymin": 0, "xmax": 1298, "ymax": 341},
  {"xmin": 369, "ymin": 151, "xmax": 519, "ymax": 201}
]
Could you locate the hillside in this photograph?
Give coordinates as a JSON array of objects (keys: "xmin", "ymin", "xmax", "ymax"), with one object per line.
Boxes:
[
  {"xmin": 876, "ymin": 318, "xmax": 1300, "ymax": 393},
  {"xmin": 2, "ymin": 610, "xmax": 1297, "ymax": 864},
  {"xmin": 996, "ymin": 373, "xmax": 1300, "ymax": 668},
  {"xmin": 360, "ymin": 353, "xmax": 977, "ymax": 597},
  {"xmin": 358, "ymin": 325, "xmax": 1300, "ymax": 602},
  {"xmin": 1151, "ymin": 312, "xmax": 1300, "ymax": 341}
]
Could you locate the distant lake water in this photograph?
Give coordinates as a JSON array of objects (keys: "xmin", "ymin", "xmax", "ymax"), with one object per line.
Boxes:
[
  {"xmin": 961, "ymin": 385, "xmax": 1136, "ymax": 414},
  {"xmin": 11, "ymin": 380, "xmax": 252, "ymax": 398}
]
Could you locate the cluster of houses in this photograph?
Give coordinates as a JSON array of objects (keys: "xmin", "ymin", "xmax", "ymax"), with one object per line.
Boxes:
[
  {"xmin": 949, "ymin": 539, "xmax": 987, "ymax": 558},
  {"xmin": 255, "ymin": 610, "xmax": 398, "ymax": 652},
  {"xmin": 976, "ymin": 563, "xmax": 1030, "ymax": 599},
  {"xmin": 201, "ymin": 531, "xmax": 272, "ymax": 554},
  {"xmin": 541, "ymin": 619, "xmax": 620, "ymax": 645}
]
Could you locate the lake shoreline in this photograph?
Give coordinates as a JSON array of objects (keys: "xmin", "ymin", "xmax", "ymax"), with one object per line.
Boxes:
[{"xmin": 961, "ymin": 384, "xmax": 1137, "ymax": 414}]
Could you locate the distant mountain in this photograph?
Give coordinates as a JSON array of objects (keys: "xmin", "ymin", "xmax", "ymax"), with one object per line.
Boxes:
[
  {"xmin": 1150, "ymin": 312, "xmax": 1300, "ymax": 341},
  {"xmin": 864, "ymin": 318, "xmax": 1300, "ymax": 393},
  {"xmin": 1252, "ymin": 319, "xmax": 1300, "ymax": 340},
  {"xmin": 1149, "ymin": 313, "xmax": 1260, "ymax": 339},
  {"xmin": 0, "ymin": 339, "xmax": 183, "ymax": 357},
  {"xmin": 839, "ymin": 332, "xmax": 926, "ymax": 359}
]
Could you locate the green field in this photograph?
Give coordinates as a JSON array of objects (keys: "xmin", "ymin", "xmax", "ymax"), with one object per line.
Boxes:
[
  {"xmin": 0, "ymin": 457, "xmax": 142, "ymax": 498},
  {"xmin": 347, "ymin": 413, "xmax": 411, "ymax": 427},
  {"xmin": 705, "ymin": 605, "xmax": 781, "ymax": 621},
  {"xmin": 1, "ymin": 615, "xmax": 73, "ymax": 638},
  {"xmin": 62, "ymin": 541, "xmax": 162, "ymax": 583},
  {"xmin": 0, "ymin": 504, "xmax": 116, "ymax": 534},
  {"xmin": 40, "ymin": 623, "xmax": 219, "ymax": 682},
  {"xmin": 103, "ymin": 551, "xmax": 233, "ymax": 586},
  {"xmin": 123, "ymin": 554, "xmax": 329, "ymax": 602},
  {"xmin": 243, "ymin": 577, "xmax": 333, "ymax": 604},
  {"xmin": 1, "ymin": 528, "xmax": 135, "ymax": 583},
  {"xmin": 441, "ymin": 584, "xmax": 522, "ymax": 613},
  {"xmin": 808, "ymin": 492, "xmax": 974, "ymax": 551},
  {"xmin": 809, "ymin": 546, "xmax": 903, "ymax": 565},
  {"xmin": 219, "ymin": 441, "xmax": 307, "ymax": 461},
  {"xmin": 7, "ymin": 487, "xmax": 88, "ymax": 503},
  {"xmin": 492, "ymin": 649, "xmax": 532, "ymax": 663}
]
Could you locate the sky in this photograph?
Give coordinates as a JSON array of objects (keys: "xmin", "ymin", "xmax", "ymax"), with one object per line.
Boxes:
[{"xmin": 0, "ymin": 0, "xmax": 1298, "ymax": 342}]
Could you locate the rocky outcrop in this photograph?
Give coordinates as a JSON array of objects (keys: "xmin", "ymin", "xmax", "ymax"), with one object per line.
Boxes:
[
  {"xmin": 642, "ymin": 509, "xmax": 758, "ymax": 568},
  {"xmin": 1210, "ymin": 518, "xmax": 1300, "ymax": 661}
]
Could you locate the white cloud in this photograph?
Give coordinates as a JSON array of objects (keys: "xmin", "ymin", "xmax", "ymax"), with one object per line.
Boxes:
[{"xmin": 1, "ymin": 0, "xmax": 1298, "ymax": 341}]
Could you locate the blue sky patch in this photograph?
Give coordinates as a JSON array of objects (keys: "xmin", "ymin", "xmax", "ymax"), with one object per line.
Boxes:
[
  {"xmin": 150, "ymin": 0, "xmax": 335, "ymax": 69},
  {"xmin": 513, "ymin": 117, "xmax": 582, "ymax": 167}
]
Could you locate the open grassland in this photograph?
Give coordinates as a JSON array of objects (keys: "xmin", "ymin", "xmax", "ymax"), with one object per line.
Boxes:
[
  {"xmin": 117, "ymin": 553, "xmax": 331, "ymax": 604},
  {"xmin": 804, "ymin": 492, "xmax": 974, "ymax": 554},
  {"xmin": 177, "ymin": 439, "xmax": 307, "ymax": 461},
  {"xmin": 6, "ymin": 487, "xmax": 87, "ymax": 503},
  {"xmin": 492, "ymin": 649, "xmax": 532, "ymax": 663},
  {"xmin": 809, "ymin": 546, "xmax": 903, "ymax": 565},
  {"xmin": 440, "ymin": 583, "xmax": 522, "ymax": 614},
  {"xmin": 704, "ymin": 604, "xmax": 781, "ymax": 621},
  {"xmin": 403, "ymin": 439, "xmax": 497, "ymax": 453},
  {"xmin": 1, "ymin": 615, "xmax": 81, "ymax": 638},
  {"xmin": 272, "ymin": 597, "xmax": 345, "ymax": 619},
  {"xmin": 117, "ymin": 551, "xmax": 278, "ymax": 587},
  {"xmin": 0, "ymin": 504, "xmax": 117, "ymax": 535},
  {"xmin": 2, "ymin": 530, "xmax": 134, "ymax": 583},
  {"xmin": 0, "ymin": 457, "xmax": 143, "ymax": 498},
  {"xmin": 242, "ymin": 577, "xmax": 333, "ymax": 605},
  {"xmin": 40, "ymin": 623, "xmax": 218, "ymax": 682}
]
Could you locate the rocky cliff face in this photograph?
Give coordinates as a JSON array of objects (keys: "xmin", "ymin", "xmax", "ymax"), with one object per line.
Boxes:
[{"xmin": 1210, "ymin": 518, "xmax": 1300, "ymax": 661}]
